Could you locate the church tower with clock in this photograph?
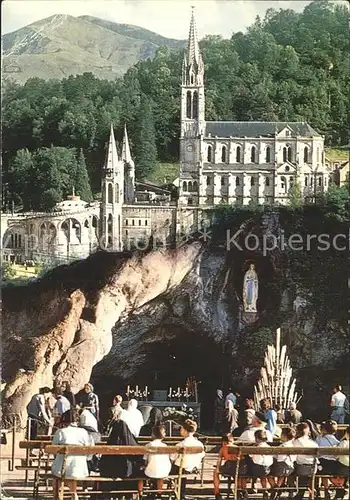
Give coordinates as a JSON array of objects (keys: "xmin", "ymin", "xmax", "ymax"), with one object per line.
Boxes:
[{"xmin": 178, "ymin": 7, "xmax": 205, "ymax": 206}]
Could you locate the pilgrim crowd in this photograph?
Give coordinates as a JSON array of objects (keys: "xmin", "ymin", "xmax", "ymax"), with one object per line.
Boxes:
[{"xmin": 25, "ymin": 382, "xmax": 349, "ymax": 500}]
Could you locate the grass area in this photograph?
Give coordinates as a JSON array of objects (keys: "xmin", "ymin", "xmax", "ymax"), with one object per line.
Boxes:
[
  {"xmin": 12, "ymin": 263, "xmax": 38, "ymax": 278},
  {"xmin": 325, "ymin": 148, "xmax": 349, "ymax": 162},
  {"xmin": 146, "ymin": 162, "xmax": 180, "ymax": 185}
]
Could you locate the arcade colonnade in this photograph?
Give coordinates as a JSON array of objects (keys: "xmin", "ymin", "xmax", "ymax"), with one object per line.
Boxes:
[{"xmin": 2, "ymin": 208, "xmax": 100, "ymax": 264}]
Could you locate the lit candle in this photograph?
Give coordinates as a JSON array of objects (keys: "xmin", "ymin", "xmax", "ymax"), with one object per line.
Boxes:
[
  {"xmin": 136, "ymin": 385, "xmax": 138, "ymax": 393},
  {"xmin": 169, "ymin": 387, "xmax": 172, "ymax": 397},
  {"xmin": 177, "ymin": 387, "xmax": 180, "ymax": 394},
  {"xmin": 145, "ymin": 386, "xmax": 148, "ymax": 395},
  {"xmin": 127, "ymin": 385, "xmax": 130, "ymax": 396}
]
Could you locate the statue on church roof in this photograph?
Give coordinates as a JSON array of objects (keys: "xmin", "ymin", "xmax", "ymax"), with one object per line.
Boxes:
[{"xmin": 243, "ymin": 262, "xmax": 258, "ymax": 313}]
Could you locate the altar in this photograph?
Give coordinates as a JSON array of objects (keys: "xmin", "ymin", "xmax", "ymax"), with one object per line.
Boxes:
[{"xmin": 123, "ymin": 379, "xmax": 202, "ymax": 434}]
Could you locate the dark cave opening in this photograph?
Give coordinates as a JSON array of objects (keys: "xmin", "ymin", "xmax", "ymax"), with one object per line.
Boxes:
[{"xmin": 92, "ymin": 328, "xmax": 233, "ymax": 430}]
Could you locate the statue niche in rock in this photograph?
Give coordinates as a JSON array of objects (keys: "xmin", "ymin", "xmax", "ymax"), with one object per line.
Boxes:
[{"xmin": 243, "ymin": 262, "xmax": 259, "ymax": 313}]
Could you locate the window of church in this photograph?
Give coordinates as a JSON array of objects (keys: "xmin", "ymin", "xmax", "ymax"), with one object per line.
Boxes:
[
  {"xmin": 125, "ymin": 230, "xmax": 128, "ymax": 236},
  {"xmin": 84, "ymin": 220, "xmax": 89, "ymax": 228},
  {"xmin": 221, "ymin": 146, "xmax": 227, "ymax": 163},
  {"xmin": 304, "ymin": 147, "xmax": 309, "ymax": 163},
  {"xmin": 191, "ymin": 74, "xmax": 194, "ymax": 85},
  {"xmin": 281, "ymin": 176, "xmax": 287, "ymax": 191},
  {"xmin": 115, "ymin": 183, "xmax": 119, "ymax": 203},
  {"xmin": 145, "ymin": 220, "xmax": 148, "ymax": 226},
  {"xmin": 290, "ymin": 176, "xmax": 294, "ymax": 185},
  {"xmin": 193, "ymin": 181, "xmax": 198, "ymax": 191},
  {"xmin": 283, "ymin": 147, "xmax": 287, "ymax": 162},
  {"xmin": 287, "ymin": 147, "xmax": 292, "ymax": 162},
  {"xmin": 183, "ymin": 181, "xmax": 188, "ymax": 192},
  {"xmin": 236, "ymin": 146, "xmax": 241, "ymax": 163},
  {"xmin": 207, "ymin": 146, "xmax": 212, "ymax": 162},
  {"xmin": 316, "ymin": 148, "xmax": 320, "ymax": 163},
  {"xmin": 10, "ymin": 234, "xmax": 14, "ymax": 247},
  {"xmin": 132, "ymin": 220, "xmax": 135, "ymax": 226},
  {"xmin": 318, "ymin": 177, "xmax": 322, "ymax": 186},
  {"xmin": 285, "ymin": 165, "xmax": 290, "ymax": 172},
  {"xmin": 139, "ymin": 220, "xmax": 142, "ymax": 226},
  {"xmin": 193, "ymin": 92, "xmax": 198, "ymax": 119},
  {"xmin": 221, "ymin": 176, "xmax": 225, "ymax": 186},
  {"xmin": 305, "ymin": 177, "xmax": 308, "ymax": 186},
  {"xmin": 251, "ymin": 177, "xmax": 255, "ymax": 186},
  {"xmin": 206, "ymin": 176, "xmax": 211, "ymax": 186},
  {"xmin": 236, "ymin": 176, "xmax": 240, "ymax": 186},
  {"xmin": 186, "ymin": 91, "xmax": 192, "ymax": 119},
  {"xmin": 265, "ymin": 147, "xmax": 271, "ymax": 163},
  {"xmin": 188, "ymin": 198, "xmax": 193, "ymax": 205},
  {"xmin": 18, "ymin": 234, "xmax": 22, "ymax": 248},
  {"xmin": 251, "ymin": 146, "xmax": 256, "ymax": 163},
  {"xmin": 265, "ymin": 177, "xmax": 270, "ymax": 186},
  {"xmin": 125, "ymin": 220, "xmax": 128, "ymax": 226},
  {"xmin": 107, "ymin": 183, "xmax": 113, "ymax": 203},
  {"xmin": 188, "ymin": 181, "xmax": 193, "ymax": 192}
]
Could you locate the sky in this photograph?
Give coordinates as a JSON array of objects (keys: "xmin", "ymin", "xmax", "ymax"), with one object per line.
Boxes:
[{"xmin": 2, "ymin": 0, "xmax": 316, "ymax": 39}]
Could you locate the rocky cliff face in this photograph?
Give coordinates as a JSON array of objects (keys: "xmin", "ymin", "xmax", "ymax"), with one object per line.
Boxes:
[{"xmin": 2, "ymin": 212, "xmax": 348, "ymax": 427}]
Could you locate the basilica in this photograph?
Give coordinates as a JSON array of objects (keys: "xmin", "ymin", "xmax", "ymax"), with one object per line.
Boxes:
[{"xmin": 1, "ymin": 10, "xmax": 330, "ymax": 264}]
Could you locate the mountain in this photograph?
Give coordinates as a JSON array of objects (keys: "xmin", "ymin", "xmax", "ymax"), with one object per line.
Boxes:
[
  {"xmin": 79, "ymin": 16, "xmax": 185, "ymax": 51},
  {"xmin": 2, "ymin": 14, "xmax": 186, "ymax": 84}
]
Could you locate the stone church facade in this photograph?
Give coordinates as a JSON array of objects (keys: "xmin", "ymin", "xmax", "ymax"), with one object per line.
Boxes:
[
  {"xmin": 178, "ymin": 10, "xmax": 329, "ymax": 208},
  {"xmin": 1, "ymin": 11, "xmax": 330, "ymax": 264}
]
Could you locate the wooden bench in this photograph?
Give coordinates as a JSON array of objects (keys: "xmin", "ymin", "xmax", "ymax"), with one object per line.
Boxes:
[
  {"xmin": 41, "ymin": 444, "xmax": 205, "ymax": 500},
  {"xmin": 224, "ymin": 446, "xmax": 350, "ymax": 500}
]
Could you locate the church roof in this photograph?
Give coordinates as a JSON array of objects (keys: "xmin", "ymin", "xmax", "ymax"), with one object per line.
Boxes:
[{"xmin": 205, "ymin": 121, "xmax": 321, "ymax": 138}]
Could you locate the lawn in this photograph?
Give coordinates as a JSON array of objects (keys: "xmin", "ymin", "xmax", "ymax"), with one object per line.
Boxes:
[
  {"xmin": 325, "ymin": 148, "xmax": 349, "ymax": 162},
  {"xmin": 146, "ymin": 162, "xmax": 180, "ymax": 185}
]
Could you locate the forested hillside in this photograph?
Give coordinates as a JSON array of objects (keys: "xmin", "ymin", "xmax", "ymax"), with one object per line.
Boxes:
[{"xmin": 2, "ymin": 0, "xmax": 349, "ymax": 211}]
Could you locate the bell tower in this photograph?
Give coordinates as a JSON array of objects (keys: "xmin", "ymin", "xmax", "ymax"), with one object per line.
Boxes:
[
  {"xmin": 180, "ymin": 6, "xmax": 205, "ymax": 138},
  {"xmin": 179, "ymin": 7, "xmax": 205, "ymax": 206}
]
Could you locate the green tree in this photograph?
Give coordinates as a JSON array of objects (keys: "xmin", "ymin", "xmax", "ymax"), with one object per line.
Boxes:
[
  {"xmin": 74, "ymin": 149, "xmax": 93, "ymax": 202},
  {"xmin": 288, "ymin": 182, "xmax": 303, "ymax": 208},
  {"xmin": 8, "ymin": 149, "xmax": 34, "ymax": 210},
  {"xmin": 1, "ymin": 262, "xmax": 17, "ymax": 282},
  {"xmin": 41, "ymin": 187, "xmax": 63, "ymax": 211},
  {"xmin": 134, "ymin": 93, "xmax": 158, "ymax": 179},
  {"xmin": 31, "ymin": 147, "xmax": 77, "ymax": 209}
]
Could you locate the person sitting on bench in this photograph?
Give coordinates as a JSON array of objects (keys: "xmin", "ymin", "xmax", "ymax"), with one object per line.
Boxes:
[
  {"xmin": 213, "ymin": 432, "xmax": 248, "ymax": 500},
  {"xmin": 316, "ymin": 420, "xmax": 340, "ymax": 498},
  {"xmin": 249, "ymin": 429, "xmax": 274, "ymax": 500},
  {"xmin": 293, "ymin": 422, "xmax": 319, "ymax": 500},
  {"xmin": 51, "ymin": 409, "xmax": 93, "ymax": 500},
  {"xmin": 139, "ymin": 424, "xmax": 172, "ymax": 498},
  {"xmin": 332, "ymin": 425, "xmax": 349, "ymax": 500},
  {"xmin": 99, "ymin": 419, "xmax": 144, "ymax": 499},
  {"xmin": 170, "ymin": 419, "xmax": 205, "ymax": 500},
  {"xmin": 268, "ymin": 426, "xmax": 296, "ymax": 499}
]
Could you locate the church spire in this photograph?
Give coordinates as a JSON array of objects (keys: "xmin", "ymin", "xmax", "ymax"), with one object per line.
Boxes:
[
  {"xmin": 187, "ymin": 6, "xmax": 202, "ymax": 68},
  {"xmin": 104, "ymin": 123, "xmax": 119, "ymax": 170},
  {"xmin": 122, "ymin": 124, "xmax": 132, "ymax": 163},
  {"xmin": 183, "ymin": 7, "xmax": 204, "ymax": 86}
]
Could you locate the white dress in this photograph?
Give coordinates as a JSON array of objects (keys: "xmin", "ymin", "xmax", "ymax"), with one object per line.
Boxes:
[{"xmin": 51, "ymin": 425, "xmax": 93, "ymax": 479}]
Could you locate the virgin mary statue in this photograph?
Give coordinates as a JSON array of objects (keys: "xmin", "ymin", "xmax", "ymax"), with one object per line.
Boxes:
[{"xmin": 243, "ymin": 263, "xmax": 258, "ymax": 312}]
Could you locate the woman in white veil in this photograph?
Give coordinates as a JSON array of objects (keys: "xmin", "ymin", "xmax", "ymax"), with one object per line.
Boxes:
[{"xmin": 121, "ymin": 399, "xmax": 144, "ymax": 437}]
